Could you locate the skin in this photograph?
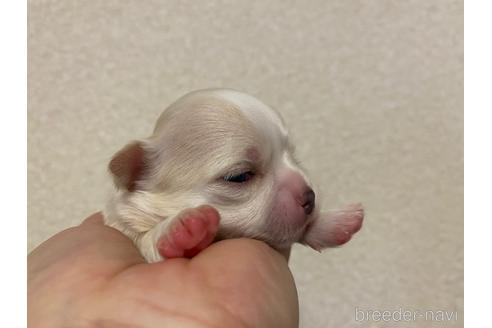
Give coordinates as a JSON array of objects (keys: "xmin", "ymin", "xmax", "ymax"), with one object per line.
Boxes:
[{"xmin": 28, "ymin": 213, "xmax": 299, "ymax": 328}]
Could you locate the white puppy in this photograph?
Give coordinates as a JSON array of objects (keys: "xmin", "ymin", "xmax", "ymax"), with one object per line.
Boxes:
[{"xmin": 104, "ymin": 89, "xmax": 363, "ymax": 262}]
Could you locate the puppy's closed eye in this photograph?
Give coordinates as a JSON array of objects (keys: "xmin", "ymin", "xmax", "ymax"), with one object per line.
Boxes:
[{"xmin": 223, "ymin": 171, "xmax": 255, "ymax": 183}]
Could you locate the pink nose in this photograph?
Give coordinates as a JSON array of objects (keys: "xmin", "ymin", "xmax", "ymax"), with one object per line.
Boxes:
[{"xmin": 302, "ymin": 188, "xmax": 315, "ymax": 215}]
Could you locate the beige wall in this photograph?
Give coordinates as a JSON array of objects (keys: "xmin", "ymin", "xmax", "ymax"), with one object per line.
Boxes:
[{"xmin": 28, "ymin": 1, "xmax": 463, "ymax": 327}]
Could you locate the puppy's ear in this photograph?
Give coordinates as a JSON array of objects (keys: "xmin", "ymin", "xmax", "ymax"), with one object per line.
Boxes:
[{"xmin": 109, "ymin": 141, "xmax": 148, "ymax": 191}]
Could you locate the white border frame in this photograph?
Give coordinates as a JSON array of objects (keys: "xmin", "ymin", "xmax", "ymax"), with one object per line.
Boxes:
[
  {"xmin": 0, "ymin": 1, "xmax": 27, "ymax": 327},
  {"xmin": 464, "ymin": 1, "xmax": 492, "ymax": 327}
]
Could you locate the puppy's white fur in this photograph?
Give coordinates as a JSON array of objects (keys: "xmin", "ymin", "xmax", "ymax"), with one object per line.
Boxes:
[{"xmin": 104, "ymin": 89, "xmax": 363, "ymax": 262}]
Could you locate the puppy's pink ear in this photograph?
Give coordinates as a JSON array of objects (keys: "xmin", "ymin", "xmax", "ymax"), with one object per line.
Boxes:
[{"xmin": 109, "ymin": 141, "xmax": 147, "ymax": 191}]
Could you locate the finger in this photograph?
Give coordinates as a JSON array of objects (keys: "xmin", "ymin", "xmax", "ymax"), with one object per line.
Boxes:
[
  {"xmin": 194, "ymin": 238, "xmax": 287, "ymax": 267},
  {"xmin": 187, "ymin": 239, "xmax": 299, "ymax": 328},
  {"xmin": 80, "ymin": 211, "xmax": 105, "ymax": 226},
  {"xmin": 29, "ymin": 212, "xmax": 146, "ymax": 280},
  {"xmin": 76, "ymin": 212, "xmax": 146, "ymax": 266}
]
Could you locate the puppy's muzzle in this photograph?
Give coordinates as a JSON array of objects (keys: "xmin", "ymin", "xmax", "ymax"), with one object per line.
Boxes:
[{"xmin": 302, "ymin": 188, "xmax": 315, "ymax": 215}]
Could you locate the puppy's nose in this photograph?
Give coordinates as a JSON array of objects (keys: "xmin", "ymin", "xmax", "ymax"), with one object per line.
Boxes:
[{"xmin": 302, "ymin": 188, "xmax": 315, "ymax": 215}]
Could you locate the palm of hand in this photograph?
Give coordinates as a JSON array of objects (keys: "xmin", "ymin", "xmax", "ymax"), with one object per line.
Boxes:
[{"xmin": 28, "ymin": 213, "xmax": 299, "ymax": 328}]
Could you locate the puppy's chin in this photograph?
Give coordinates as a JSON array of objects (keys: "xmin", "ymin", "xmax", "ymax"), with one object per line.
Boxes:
[
  {"xmin": 255, "ymin": 213, "xmax": 313, "ymax": 251},
  {"xmin": 213, "ymin": 211, "xmax": 309, "ymax": 251}
]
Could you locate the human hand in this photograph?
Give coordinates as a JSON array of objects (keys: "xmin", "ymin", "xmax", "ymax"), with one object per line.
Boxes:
[{"xmin": 28, "ymin": 213, "xmax": 299, "ymax": 328}]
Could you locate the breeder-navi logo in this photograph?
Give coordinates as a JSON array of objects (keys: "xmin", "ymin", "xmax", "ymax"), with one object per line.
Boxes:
[{"xmin": 354, "ymin": 307, "xmax": 459, "ymax": 322}]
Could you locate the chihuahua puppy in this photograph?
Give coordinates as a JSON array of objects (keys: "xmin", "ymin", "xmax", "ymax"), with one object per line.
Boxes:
[{"xmin": 104, "ymin": 89, "xmax": 363, "ymax": 262}]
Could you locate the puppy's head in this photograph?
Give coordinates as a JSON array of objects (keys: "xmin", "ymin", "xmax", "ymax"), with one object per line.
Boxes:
[{"xmin": 110, "ymin": 89, "xmax": 318, "ymax": 250}]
